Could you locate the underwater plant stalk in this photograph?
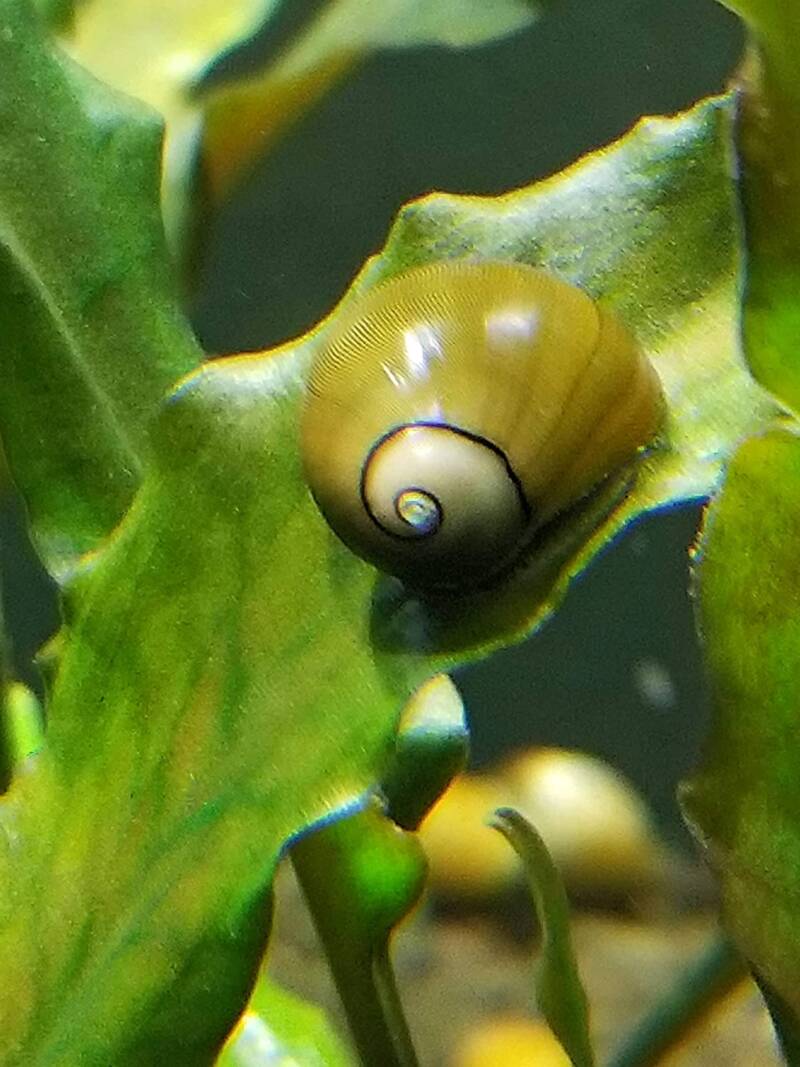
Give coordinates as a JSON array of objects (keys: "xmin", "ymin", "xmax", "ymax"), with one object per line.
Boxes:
[
  {"xmin": 606, "ymin": 933, "xmax": 747, "ymax": 1067},
  {"xmin": 290, "ymin": 808, "xmax": 422, "ymax": 1067}
]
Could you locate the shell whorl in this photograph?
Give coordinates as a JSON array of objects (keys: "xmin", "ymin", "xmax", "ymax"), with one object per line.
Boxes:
[
  {"xmin": 302, "ymin": 260, "xmax": 663, "ymax": 589},
  {"xmin": 361, "ymin": 422, "xmax": 529, "ymax": 575}
]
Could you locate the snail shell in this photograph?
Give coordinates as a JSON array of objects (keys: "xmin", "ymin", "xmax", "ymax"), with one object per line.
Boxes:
[{"xmin": 302, "ymin": 260, "xmax": 663, "ymax": 589}]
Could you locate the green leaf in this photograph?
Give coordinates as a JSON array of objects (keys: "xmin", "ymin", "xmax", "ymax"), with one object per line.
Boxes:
[
  {"xmin": 61, "ymin": 0, "xmax": 288, "ymax": 252},
  {"xmin": 291, "ymin": 0, "xmax": 541, "ymax": 50},
  {"xmin": 686, "ymin": 8, "xmax": 800, "ymax": 1049},
  {"xmin": 66, "ymin": 0, "xmax": 538, "ymax": 100},
  {"xmin": 491, "ymin": 807, "xmax": 595, "ymax": 1067},
  {"xmin": 217, "ymin": 975, "xmax": 354, "ymax": 1067},
  {"xmin": 0, "ymin": 0, "xmax": 201, "ymax": 579},
  {"xmin": 713, "ymin": 4, "xmax": 800, "ymax": 412},
  {"xmin": 682, "ymin": 428, "xmax": 800, "ymax": 1028}
]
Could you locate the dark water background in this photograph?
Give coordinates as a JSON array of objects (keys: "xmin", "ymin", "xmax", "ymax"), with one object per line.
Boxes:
[{"xmin": 1, "ymin": 0, "xmax": 744, "ymax": 846}]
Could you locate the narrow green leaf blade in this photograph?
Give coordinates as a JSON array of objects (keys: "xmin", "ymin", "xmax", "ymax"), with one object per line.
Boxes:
[
  {"xmin": 491, "ymin": 807, "xmax": 595, "ymax": 1067},
  {"xmin": 66, "ymin": 0, "xmax": 539, "ymax": 107},
  {"xmin": 0, "ymin": 0, "xmax": 201, "ymax": 577}
]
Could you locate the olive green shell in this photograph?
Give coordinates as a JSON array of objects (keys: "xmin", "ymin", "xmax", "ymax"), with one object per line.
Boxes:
[{"xmin": 302, "ymin": 260, "xmax": 663, "ymax": 589}]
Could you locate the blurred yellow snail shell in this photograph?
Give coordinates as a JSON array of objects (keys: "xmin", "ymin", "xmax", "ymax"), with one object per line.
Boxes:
[
  {"xmin": 502, "ymin": 748, "xmax": 665, "ymax": 899},
  {"xmin": 418, "ymin": 773, "xmax": 519, "ymax": 901},
  {"xmin": 302, "ymin": 260, "xmax": 663, "ymax": 588},
  {"xmin": 452, "ymin": 1016, "xmax": 572, "ymax": 1067}
]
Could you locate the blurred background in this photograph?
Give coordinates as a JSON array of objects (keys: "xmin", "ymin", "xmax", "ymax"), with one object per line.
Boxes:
[{"xmin": 1, "ymin": 0, "xmax": 743, "ymax": 847}]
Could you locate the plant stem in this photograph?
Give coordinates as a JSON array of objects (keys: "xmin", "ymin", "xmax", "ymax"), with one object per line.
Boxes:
[
  {"xmin": 290, "ymin": 806, "xmax": 422, "ymax": 1067},
  {"xmin": 606, "ymin": 933, "xmax": 747, "ymax": 1067}
]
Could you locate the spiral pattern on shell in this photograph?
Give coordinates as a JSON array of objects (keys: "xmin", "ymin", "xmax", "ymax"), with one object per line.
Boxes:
[{"xmin": 302, "ymin": 260, "xmax": 663, "ymax": 589}]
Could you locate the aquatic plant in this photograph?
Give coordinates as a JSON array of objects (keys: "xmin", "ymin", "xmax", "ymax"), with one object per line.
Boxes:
[{"xmin": 0, "ymin": 0, "xmax": 798, "ymax": 1062}]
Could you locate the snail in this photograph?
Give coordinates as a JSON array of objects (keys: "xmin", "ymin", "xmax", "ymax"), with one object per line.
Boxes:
[
  {"xmin": 417, "ymin": 752, "xmax": 665, "ymax": 906},
  {"xmin": 302, "ymin": 260, "xmax": 663, "ymax": 589}
]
